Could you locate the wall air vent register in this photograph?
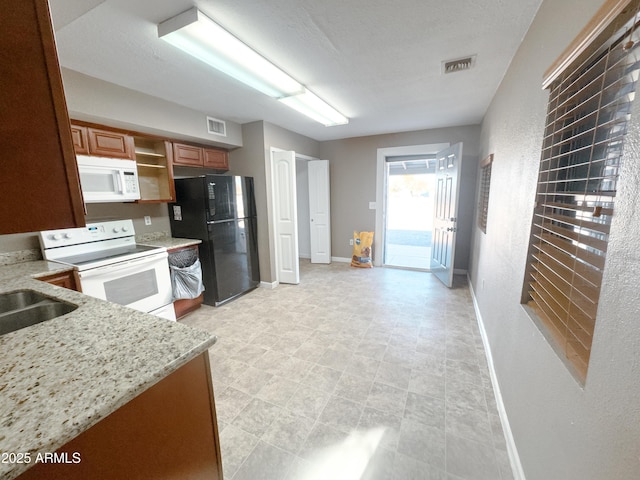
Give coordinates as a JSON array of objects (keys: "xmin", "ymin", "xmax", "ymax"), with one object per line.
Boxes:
[{"xmin": 207, "ymin": 116, "xmax": 227, "ymax": 137}]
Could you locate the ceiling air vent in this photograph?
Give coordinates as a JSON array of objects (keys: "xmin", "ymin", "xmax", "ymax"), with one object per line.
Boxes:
[
  {"xmin": 442, "ymin": 55, "xmax": 476, "ymax": 74},
  {"xmin": 207, "ymin": 116, "xmax": 227, "ymax": 137}
]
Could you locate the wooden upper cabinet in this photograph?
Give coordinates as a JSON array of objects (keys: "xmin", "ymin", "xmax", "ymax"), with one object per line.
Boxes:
[
  {"xmin": 173, "ymin": 142, "xmax": 229, "ymax": 170},
  {"xmin": 70, "ymin": 125, "xmax": 89, "ymax": 155},
  {"xmin": 173, "ymin": 143, "xmax": 205, "ymax": 167},
  {"xmin": 203, "ymin": 148, "xmax": 229, "ymax": 170},
  {"xmin": 0, "ymin": 0, "xmax": 85, "ymax": 234},
  {"xmin": 87, "ymin": 127, "xmax": 135, "ymax": 159}
]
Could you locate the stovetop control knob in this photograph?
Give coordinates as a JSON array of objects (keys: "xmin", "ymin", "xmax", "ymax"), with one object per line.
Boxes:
[
  {"xmin": 64, "ymin": 233, "xmax": 73, "ymax": 239},
  {"xmin": 122, "ymin": 226, "xmax": 129, "ymax": 232},
  {"xmin": 51, "ymin": 233, "xmax": 62, "ymax": 241},
  {"xmin": 113, "ymin": 227, "xmax": 121, "ymax": 233}
]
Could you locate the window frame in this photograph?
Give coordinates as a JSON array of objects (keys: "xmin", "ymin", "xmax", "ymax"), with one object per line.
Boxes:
[
  {"xmin": 523, "ymin": 0, "xmax": 640, "ymax": 383},
  {"xmin": 477, "ymin": 154, "xmax": 494, "ymax": 234}
]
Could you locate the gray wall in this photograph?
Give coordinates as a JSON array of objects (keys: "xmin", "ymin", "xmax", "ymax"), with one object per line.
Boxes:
[
  {"xmin": 320, "ymin": 126, "xmax": 480, "ymax": 267},
  {"xmin": 229, "ymin": 121, "xmax": 320, "ymax": 283},
  {"xmin": 470, "ymin": 0, "xmax": 640, "ymax": 478},
  {"xmin": 62, "ymin": 69, "xmax": 244, "ymax": 149}
]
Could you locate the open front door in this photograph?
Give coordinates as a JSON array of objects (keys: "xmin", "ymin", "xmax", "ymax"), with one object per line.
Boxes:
[
  {"xmin": 308, "ymin": 160, "xmax": 331, "ymax": 264},
  {"xmin": 271, "ymin": 149, "xmax": 300, "ymax": 284},
  {"xmin": 431, "ymin": 143, "xmax": 463, "ymax": 287}
]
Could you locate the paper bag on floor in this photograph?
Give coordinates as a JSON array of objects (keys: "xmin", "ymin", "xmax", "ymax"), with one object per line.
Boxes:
[{"xmin": 351, "ymin": 231, "xmax": 374, "ymax": 268}]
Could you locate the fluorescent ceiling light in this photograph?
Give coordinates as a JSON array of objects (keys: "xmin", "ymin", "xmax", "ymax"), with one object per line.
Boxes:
[
  {"xmin": 158, "ymin": 8, "xmax": 301, "ymax": 98},
  {"xmin": 279, "ymin": 89, "xmax": 349, "ymax": 126},
  {"xmin": 158, "ymin": 7, "xmax": 348, "ymax": 126}
]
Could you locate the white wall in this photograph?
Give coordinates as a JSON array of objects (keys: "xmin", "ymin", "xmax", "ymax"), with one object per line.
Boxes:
[{"xmin": 469, "ymin": 0, "xmax": 640, "ymax": 478}]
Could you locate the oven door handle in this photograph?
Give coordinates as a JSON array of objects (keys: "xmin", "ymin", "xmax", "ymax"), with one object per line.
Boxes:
[{"xmin": 79, "ymin": 252, "xmax": 168, "ymax": 279}]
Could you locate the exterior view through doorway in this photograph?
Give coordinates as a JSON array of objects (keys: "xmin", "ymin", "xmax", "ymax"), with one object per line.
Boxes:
[{"xmin": 383, "ymin": 157, "xmax": 436, "ymax": 270}]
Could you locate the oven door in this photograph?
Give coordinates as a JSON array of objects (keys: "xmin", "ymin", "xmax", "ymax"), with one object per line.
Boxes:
[{"xmin": 78, "ymin": 251, "xmax": 172, "ymax": 314}]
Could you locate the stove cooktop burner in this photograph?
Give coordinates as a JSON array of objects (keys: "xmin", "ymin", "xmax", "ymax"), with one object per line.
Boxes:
[{"xmin": 53, "ymin": 244, "xmax": 162, "ymax": 270}]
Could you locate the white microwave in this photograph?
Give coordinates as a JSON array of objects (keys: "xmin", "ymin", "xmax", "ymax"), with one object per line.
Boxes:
[{"xmin": 77, "ymin": 155, "xmax": 141, "ymax": 203}]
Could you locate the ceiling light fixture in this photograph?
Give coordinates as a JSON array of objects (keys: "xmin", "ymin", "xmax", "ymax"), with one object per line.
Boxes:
[
  {"xmin": 158, "ymin": 8, "xmax": 348, "ymax": 126},
  {"xmin": 278, "ymin": 88, "xmax": 348, "ymax": 126}
]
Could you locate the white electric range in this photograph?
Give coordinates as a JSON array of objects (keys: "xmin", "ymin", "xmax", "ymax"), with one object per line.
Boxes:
[{"xmin": 39, "ymin": 219, "xmax": 176, "ymax": 321}]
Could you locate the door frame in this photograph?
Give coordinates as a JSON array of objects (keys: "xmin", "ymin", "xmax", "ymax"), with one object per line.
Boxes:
[
  {"xmin": 374, "ymin": 143, "xmax": 449, "ymax": 267},
  {"xmin": 268, "ymin": 148, "xmax": 329, "ymax": 284}
]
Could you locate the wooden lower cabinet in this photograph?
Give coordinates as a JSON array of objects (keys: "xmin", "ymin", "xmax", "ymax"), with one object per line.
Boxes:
[
  {"xmin": 17, "ymin": 352, "xmax": 222, "ymax": 480},
  {"xmin": 174, "ymin": 293, "xmax": 205, "ymax": 319},
  {"xmin": 36, "ymin": 270, "xmax": 79, "ymax": 291}
]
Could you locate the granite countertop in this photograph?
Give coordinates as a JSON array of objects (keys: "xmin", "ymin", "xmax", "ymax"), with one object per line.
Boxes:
[
  {"xmin": 141, "ymin": 237, "xmax": 202, "ymax": 251},
  {"xmin": 0, "ymin": 261, "xmax": 216, "ymax": 480}
]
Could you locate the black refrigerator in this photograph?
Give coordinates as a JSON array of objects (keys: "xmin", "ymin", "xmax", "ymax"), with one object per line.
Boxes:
[{"xmin": 169, "ymin": 175, "xmax": 260, "ymax": 306}]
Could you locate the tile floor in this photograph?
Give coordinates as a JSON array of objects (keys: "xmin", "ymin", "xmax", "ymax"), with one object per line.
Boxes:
[{"xmin": 181, "ymin": 260, "xmax": 513, "ymax": 480}]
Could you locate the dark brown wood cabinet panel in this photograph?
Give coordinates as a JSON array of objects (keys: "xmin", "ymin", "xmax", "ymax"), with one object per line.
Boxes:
[
  {"xmin": 87, "ymin": 127, "xmax": 135, "ymax": 159},
  {"xmin": 36, "ymin": 270, "xmax": 80, "ymax": 291},
  {"xmin": 174, "ymin": 293, "xmax": 205, "ymax": 318},
  {"xmin": 69, "ymin": 125, "xmax": 89, "ymax": 155},
  {"xmin": 173, "ymin": 142, "xmax": 204, "ymax": 166},
  {"xmin": 17, "ymin": 352, "xmax": 222, "ymax": 480},
  {"xmin": 0, "ymin": 0, "xmax": 85, "ymax": 234},
  {"xmin": 204, "ymin": 148, "xmax": 229, "ymax": 170}
]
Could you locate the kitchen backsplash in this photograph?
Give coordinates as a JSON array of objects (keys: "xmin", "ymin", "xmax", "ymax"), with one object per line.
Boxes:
[{"xmin": 0, "ymin": 248, "xmax": 42, "ymax": 266}]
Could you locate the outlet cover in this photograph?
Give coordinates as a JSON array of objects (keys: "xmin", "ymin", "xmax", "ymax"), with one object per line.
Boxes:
[{"xmin": 144, "ymin": 216, "xmax": 152, "ymax": 226}]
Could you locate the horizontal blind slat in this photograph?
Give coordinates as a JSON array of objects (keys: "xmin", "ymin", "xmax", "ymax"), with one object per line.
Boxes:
[{"xmin": 534, "ymin": 218, "xmax": 609, "ymax": 252}]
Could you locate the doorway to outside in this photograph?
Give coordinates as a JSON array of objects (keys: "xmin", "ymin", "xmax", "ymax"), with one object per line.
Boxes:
[{"xmin": 383, "ymin": 157, "xmax": 436, "ymax": 270}]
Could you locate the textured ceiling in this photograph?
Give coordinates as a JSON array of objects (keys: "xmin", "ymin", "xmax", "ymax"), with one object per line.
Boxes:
[{"xmin": 49, "ymin": 0, "xmax": 543, "ymax": 141}]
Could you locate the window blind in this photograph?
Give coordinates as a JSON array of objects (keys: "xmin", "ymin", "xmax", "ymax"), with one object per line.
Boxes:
[
  {"xmin": 525, "ymin": 2, "xmax": 640, "ymax": 381},
  {"xmin": 478, "ymin": 154, "xmax": 493, "ymax": 233}
]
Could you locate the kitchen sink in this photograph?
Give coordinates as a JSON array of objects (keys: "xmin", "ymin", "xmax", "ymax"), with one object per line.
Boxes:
[{"xmin": 0, "ymin": 290, "xmax": 77, "ymax": 336}]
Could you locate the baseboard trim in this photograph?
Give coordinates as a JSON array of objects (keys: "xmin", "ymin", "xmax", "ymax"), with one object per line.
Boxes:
[
  {"xmin": 468, "ymin": 275, "xmax": 526, "ymax": 480},
  {"xmin": 453, "ymin": 268, "xmax": 468, "ymax": 275},
  {"xmin": 331, "ymin": 256, "xmax": 351, "ymax": 263},
  {"xmin": 259, "ymin": 280, "xmax": 278, "ymax": 289}
]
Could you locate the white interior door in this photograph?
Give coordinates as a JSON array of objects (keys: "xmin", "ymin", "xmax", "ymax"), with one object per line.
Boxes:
[
  {"xmin": 431, "ymin": 142, "xmax": 463, "ymax": 287},
  {"xmin": 271, "ymin": 149, "xmax": 300, "ymax": 284},
  {"xmin": 308, "ymin": 160, "xmax": 331, "ymax": 264}
]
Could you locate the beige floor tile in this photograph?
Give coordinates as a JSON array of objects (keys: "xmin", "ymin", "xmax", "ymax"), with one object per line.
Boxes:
[{"xmin": 180, "ymin": 261, "xmax": 513, "ymax": 480}]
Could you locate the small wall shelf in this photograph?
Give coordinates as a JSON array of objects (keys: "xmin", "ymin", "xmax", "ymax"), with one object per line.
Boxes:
[{"xmin": 133, "ymin": 137, "xmax": 175, "ymax": 203}]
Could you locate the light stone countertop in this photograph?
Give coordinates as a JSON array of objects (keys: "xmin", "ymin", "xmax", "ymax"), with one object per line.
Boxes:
[
  {"xmin": 141, "ymin": 237, "xmax": 202, "ymax": 251},
  {"xmin": 0, "ymin": 261, "xmax": 216, "ymax": 480}
]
